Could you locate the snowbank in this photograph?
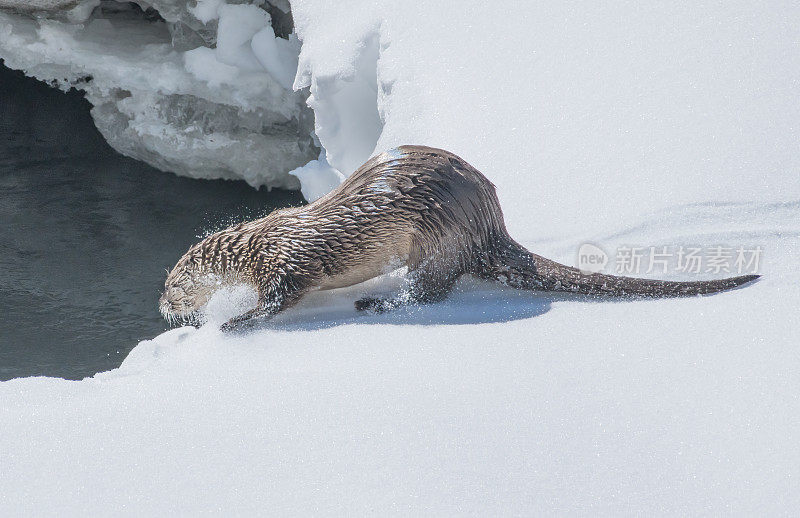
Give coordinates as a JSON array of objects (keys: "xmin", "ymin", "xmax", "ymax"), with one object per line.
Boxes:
[
  {"xmin": 291, "ymin": 0, "xmax": 800, "ymax": 236},
  {"xmin": 2, "ymin": 0, "xmax": 800, "ymax": 514}
]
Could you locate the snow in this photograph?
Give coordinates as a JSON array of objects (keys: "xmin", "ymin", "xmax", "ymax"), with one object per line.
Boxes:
[
  {"xmin": 215, "ymin": 4, "xmax": 271, "ymax": 71},
  {"xmin": 2, "ymin": 0, "xmax": 800, "ymax": 514},
  {"xmin": 189, "ymin": 0, "xmax": 225, "ymax": 25},
  {"xmin": 182, "ymin": 45, "xmax": 238, "ymax": 87},
  {"xmin": 288, "ymin": 153, "xmax": 345, "ymax": 202},
  {"xmin": 298, "ymin": 29, "xmax": 383, "ymax": 176},
  {"xmin": 251, "ymin": 25, "xmax": 299, "ymax": 91}
]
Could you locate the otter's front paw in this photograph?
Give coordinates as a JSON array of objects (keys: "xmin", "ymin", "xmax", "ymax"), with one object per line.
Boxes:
[
  {"xmin": 355, "ymin": 296, "xmax": 380, "ymax": 312},
  {"xmin": 220, "ymin": 313, "xmax": 259, "ymax": 332},
  {"xmin": 220, "ymin": 319, "xmax": 238, "ymax": 332},
  {"xmin": 219, "ymin": 306, "xmax": 272, "ymax": 332},
  {"xmin": 355, "ymin": 296, "xmax": 396, "ymax": 313}
]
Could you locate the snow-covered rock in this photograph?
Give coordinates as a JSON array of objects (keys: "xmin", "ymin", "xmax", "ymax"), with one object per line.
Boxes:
[
  {"xmin": 0, "ymin": 0, "xmax": 316, "ymax": 188},
  {"xmin": 0, "ymin": 0, "xmax": 81, "ymax": 12}
]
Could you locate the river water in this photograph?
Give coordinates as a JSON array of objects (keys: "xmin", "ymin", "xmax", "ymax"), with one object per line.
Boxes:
[{"xmin": 0, "ymin": 62, "xmax": 303, "ymax": 380}]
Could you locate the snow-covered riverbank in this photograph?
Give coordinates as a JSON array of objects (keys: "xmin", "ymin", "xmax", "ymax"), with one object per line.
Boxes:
[{"xmin": 2, "ymin": 210, "xmax": 799, "ymax": 514}]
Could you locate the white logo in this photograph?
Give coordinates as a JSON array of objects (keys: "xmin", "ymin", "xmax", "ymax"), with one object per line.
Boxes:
[{"xmin": 577, "ymin": 243, "xmax": 608, "ymax": 274}]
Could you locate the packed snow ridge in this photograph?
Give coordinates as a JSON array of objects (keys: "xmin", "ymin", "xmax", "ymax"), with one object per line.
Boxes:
[{"xmin": 0, "ymin": 0, "xmax": 331, "ymax": 189}]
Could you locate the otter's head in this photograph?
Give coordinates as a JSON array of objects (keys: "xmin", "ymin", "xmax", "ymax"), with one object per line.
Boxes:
[{"xmin": 159, "ymin": 252, "xmax": 220, "ymax": 325}]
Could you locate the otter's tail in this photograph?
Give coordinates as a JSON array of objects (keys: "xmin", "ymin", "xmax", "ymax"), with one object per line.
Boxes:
[{"xmin": 477, "ymin": 240, "xmax": 759, "ymax": 297}]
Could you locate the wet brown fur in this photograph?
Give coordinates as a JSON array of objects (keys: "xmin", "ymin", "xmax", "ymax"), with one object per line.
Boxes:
[{"xmin": 161, "ymin": 145, "xmax": 759, "ymax": 329}]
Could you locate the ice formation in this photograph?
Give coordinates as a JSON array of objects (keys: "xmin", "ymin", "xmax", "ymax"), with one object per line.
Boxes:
[
  {"xmin": 0, "ymin": 0, "xmax": 316, "ymax": 188},
  {"xmin": 2, "ymin": 0, "xmax": 800, "ymax": 514}
]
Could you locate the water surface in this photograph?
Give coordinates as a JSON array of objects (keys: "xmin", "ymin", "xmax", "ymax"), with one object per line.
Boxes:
[{"xmin": 0, "ymin": 62, "xmax": 303, "ymax": 380}]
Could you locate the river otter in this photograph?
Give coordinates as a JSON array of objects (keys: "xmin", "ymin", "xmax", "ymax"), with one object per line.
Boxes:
[{"xmin": 160, "ymin": 145, "xmax": 759, "ymax": 330}]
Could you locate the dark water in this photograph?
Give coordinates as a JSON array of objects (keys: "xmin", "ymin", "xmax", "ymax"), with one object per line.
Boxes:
[{"xmin": 0, "ymin": 62, "xmax": 303, "ymax": 380}]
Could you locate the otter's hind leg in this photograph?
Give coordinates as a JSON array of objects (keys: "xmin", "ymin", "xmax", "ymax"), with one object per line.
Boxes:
[{"xmin": 355, "ymin": 263, "xmax": 462, "ymax": 313}]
